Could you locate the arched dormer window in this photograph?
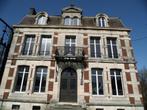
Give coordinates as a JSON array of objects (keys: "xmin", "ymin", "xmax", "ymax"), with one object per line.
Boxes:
[
  {"xmin": 64, "ymin": 16, "xmax": 71, "ymax": 25},
  {"xmin": 72, "ymin": 16, "xmax": 80, "ymax": 25},
  {"xmin": 96, "ymin": 13, "xmax": 108, "ymax": 27},
  {"xmin": 99, "ymin": 17, "xmax": 106, "ymax": 27},
  {"xmin": 37, "ymin": 15, "xmax": 47, "ymax": 25},
  {"xmin": 35, "ymin": 12, "xmax": 48, "ymax": 25}
]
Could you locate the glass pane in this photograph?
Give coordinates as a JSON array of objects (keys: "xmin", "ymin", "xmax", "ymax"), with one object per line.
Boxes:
[
  {"xmin": 98, "ymin": 76, "xmax": 103, "ymax": 95},
  {"xmin": 96, "ymin": 45, "xmax": 101, "ymax": 57},
  {"xmin": 113, "ymin": 45, "xmax": 118, "ymax": 58},
  {"xmin": 92, "ymin": 76, "xmax": 97, "ymax": 95},
  {"xmin": 41, "ymin": 73, "xmax": 47, "ymax": 92},
  {"xmin": 108, "ymin": 45, "xmax": 112, "ymax": 58},
  {"xmin": 90, "ymin": 44, "xmax": 95, "ymax": 57},
  {"xmin": 15, "ymin": 72, "xmax": 22, "ymax": 91},
  {"xmin": 22, "ymin": 73, "xmax": 28, "ymax": 91},
  {"xmin": 34, "ymin": 72, "xmax": 41, "ymax": 92},
  {"xmin": 117, "ymin": 77, "xmax": 123, "ymax": 95},
  {"xmin": 111, "ymin": 76, "xmax": 116, "ymax": 95}
]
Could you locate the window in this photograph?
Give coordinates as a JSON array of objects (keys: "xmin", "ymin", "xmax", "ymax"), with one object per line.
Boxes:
[
  {"xmin": 72, "ymin": 17, "xmax": 80, "ymax": 25},
  {"xmin": 90, "ymin": 37, "xmax": 101, "ymax": 58},
  {"xmin": 64, "ymin": 16, "xmax": 80, "ymax": 26},
  {"xmin": 32, "ymin": 106, "xmax": 40, "ymax": 110},
  {"xmin": 34, "ymin": 66, "xmax": 47, "ymax": 92},
  {"xmin": 91, "ymin": 68, "xmax": 103, "ymax": 95},
  {"xmin": 110, "ymin": 69, "xmax": 123, "ymax": 95},
  {"xmin": 14, "ymin": 66, "xmax": 29, "ymax": 92},
  {"xmin": 99, "ymin": 17, "xmax": 106, "ymax": 27},
  {"xmin": 12, "ymin": 105, "xmax": 20, "ymax": 110},
  {"xmin": 65, "ymin": 36, "xmax": 76, "ymax": 55},
  {"xmin": 22, "ymin": 35, "xmax": 35, "ymax": 55},
  {"xmin": 39, "ymin": 35, "xmax": 51, "ymax": 56},
  {"xmin": 37, "ymin": 15, "xmax": 47, "ymax": 25},
  {"xmin": 107, "ymin": 38, "xmax": 118, "ymax": 58},
  {"xmin": 96, "ymin": 109, "xmax": 103, "ymax": 110},
  {"xmin": 64, "ymin": 16, "xmax": 71, "ymax": 25}
]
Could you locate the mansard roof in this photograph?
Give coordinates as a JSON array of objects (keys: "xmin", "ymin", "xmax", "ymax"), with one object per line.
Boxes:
[{"xmin": 19, "ymin": 15, "xmax": 125, "ymax": 28}]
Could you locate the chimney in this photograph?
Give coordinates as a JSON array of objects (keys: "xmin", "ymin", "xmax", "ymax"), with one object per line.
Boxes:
[{"xmin": 28, "ymin": 8, "xmax": 36, "ymax": 15}]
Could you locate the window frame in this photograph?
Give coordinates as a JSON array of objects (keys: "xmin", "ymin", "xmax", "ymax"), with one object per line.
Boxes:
[
  {"xmin": 22, "ymin": 35, "xmax": 35, "ymax": 55},
  {"xmin": 90, "ymin": 37, "xmax": 101, "ymax": 58},
  {"xmin": 38, "ymin": 35, "xmax": 52, "ymax": 56},
  {"xmin": 91, "ymin": 68, "xmax": 104, "ymax": 96},
  {"xmin": 99, "ymin": 17, "xmax": 106, "ymax": 27},
  {"xmin": 64, "ymin": 16, "xmax": 71, "ymax": 25},
  {"xmin": 37, "ymin": 15, "xmax": 47, "ymax": 25},
  {"xmin": 107, "ymin": 38, "xmax": 118, "ymax": 58},
  {"xmin": 12, "ymin": 104, "xmax": 20, "ymax": 110},
  {"xmin": 33, "ymin": 66, "xmax": 48, "ymax": 93},
  {"xmin": 14, "ymin": 65, "xmax": 29, "ymax": 92},
  {"xmin": 110, "ymin": 69, "xmax": 123, "ymax": 96}
]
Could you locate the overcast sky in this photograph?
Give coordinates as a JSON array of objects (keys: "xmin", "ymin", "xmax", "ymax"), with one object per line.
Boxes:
[{"xmin": 0, "ymin": 0, "xmax": 147, "ymax": 69}]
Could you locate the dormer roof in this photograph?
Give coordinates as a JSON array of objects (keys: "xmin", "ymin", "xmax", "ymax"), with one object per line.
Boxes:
[{"xmin": 62, "ymin": 5, "xmax": 82, "ymax": 14}]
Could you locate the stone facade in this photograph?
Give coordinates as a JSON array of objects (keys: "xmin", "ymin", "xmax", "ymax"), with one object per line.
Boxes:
[{"xmin": 0, "ymin": 5, "xmax": 144, "ymax": 110}]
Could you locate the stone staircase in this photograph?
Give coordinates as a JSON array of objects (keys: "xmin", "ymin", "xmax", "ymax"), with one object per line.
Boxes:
[{"xmin": 49, "ymin": 104, "xmax": 86, "ymax": 110}]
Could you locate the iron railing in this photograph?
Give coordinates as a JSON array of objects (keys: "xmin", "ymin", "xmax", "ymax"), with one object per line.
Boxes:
[{"xmin": 55, "ymin": 46, "xmax": 84, "ymax": 61}]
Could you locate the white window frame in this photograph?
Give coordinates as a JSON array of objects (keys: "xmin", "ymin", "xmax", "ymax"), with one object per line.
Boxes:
[
  {"xmin": 92, "ymin": 68, "xmax": 104, "ymax": 95},
  {"xmin": 34, "ymin": 67, "xmax": 47, "ymax": 93},
  {"xmin": 38, "ymin": 16, "xmax": 47, "ymax": 25},
  {"xmin": 90, "ymin": 37, "xmax": 101, "ymax": 58},
  {"xmin": 15, "ymin": 66, "xmax": 29, "ymax": 92},
  {"xmin": 110, "ymin": 69, "xmax": 123, "ymax": 96},
  {"xmin": 99, "ymin": 17, "xmax": 106, "ymax": 27},
  {"xmin": 64, "ymin": 17, "xmax": 71, "ymax": 25},
  {"xmin": 107, "ymin": 38, "xmax": 118, "ymax": 58},
  {"xmin": 39, "ymin": 35, "xmax": 51, "ymax": 56},
  {"xmin": 22, "ymin": 35, "xmax": 35, "ymax": 55}
]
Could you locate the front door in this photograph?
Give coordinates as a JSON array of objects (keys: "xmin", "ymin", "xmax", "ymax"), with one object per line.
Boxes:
[{"xmin": 60, "ymin": 68, "xmax": 77, "ymax": 102}]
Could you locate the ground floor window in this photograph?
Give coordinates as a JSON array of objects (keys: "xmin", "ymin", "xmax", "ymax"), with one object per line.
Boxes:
[
  {"xmin": 91, "ymin": 68, "xmax": 104, "ymax": 95},
  {"xmin": 110, "ymin": 69, "xmax": 123, "ymax": 95}
]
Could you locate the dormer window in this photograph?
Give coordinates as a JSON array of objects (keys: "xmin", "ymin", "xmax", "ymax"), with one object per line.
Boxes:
[
  {"xmin": 96, "ymin": 13, "xmax": 108, "ymax": 27},
  {"xmin": 72, "ymin": 17, "xmax": 80, "ymax": 25},
  {"xmin": 99, "ymin": 17, "xmax": 106, "ymax": 27},
  {"xmin": 64, "ymin": 16, "xmax": 71, "ymax": 25},
  {"xmin": 64, "ymin": 16, "xmax": 80, "ymax": 26},
  {"xmin": 35, "ymin": 12, "xmax": 48, "ymax": 25},
  {"xmin": 37, "ymin": 15, "xmax": 47, "ymax": 25}
]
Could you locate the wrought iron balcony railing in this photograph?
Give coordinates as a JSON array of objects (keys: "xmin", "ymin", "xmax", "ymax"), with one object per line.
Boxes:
[{"xmin": 55, "ymin": 46, "xmax": 84, "ymax": 62}]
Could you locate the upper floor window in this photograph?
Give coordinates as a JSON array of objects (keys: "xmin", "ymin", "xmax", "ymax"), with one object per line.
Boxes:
[
  {"xmin": 39, "ymin": 35, "xmax": 51, "ymax": 56},
  {"xmin": 72, "ymin": 17, "xmax": 80, "ymax": 25},
  {"xmin": 99, "ymin": 17, "xmax": 106, "ymax": 27},
  {"xmin": 110, "ymin": 69, "xmax": 123, "ymax": 95},
  {"xmin": 90, "ymin": 37, "xmax": 101, "ymax": 58},
  {"xmin": 12, "ymin": 105, "xmax": 20, "ymax": 110},
  {"xmin": 91, "ymin": 68, "xmax": 104, "ymax": 95},
  {"xmin": 107, "ymin": 38, "xmax": 118, "ymax": 58},
  {"xmin": 37, "ymin": 15, "xmax": 47, "ymax": 25},
  {"xmin": 64, "ymin": 16, "xmax": 80, "ymax": 26},
  {"xmin": 64, "ymin": 16, "xmax": 71, "ymax": 25},
  {"xmin": 14, "ymin": 66, "xmax": 29, "ymax": 92},
  {"xmin": 22, "ymin": 35, "xmax": 35, "ymax": 55},
  {"xmin": 33, "ymin": 66, "xmax": 47, "ymax": 92}
]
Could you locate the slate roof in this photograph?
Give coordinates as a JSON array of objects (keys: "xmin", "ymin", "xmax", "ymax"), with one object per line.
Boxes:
[{"xmin": 19, "ymin": 15, "xmax": 125, "ymax": 28}]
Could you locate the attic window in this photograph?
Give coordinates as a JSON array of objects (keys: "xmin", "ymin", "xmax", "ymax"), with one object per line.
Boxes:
[
  {"xmin": 98, "ymin": 17, "xmax": 106, "ymax": 27},
  {"xmin": 37, "ymin": 15, "xmax": 47, "ymax": 25},
  {"xmin": 64, "ymin": 16, "xmax": 71, "ymax": 25},
  {"xmin": 64, "ymin": 16, "xmax": 80, "ymax": 26},
  {"xmin": 72, "ymin": 17, "xmax": 80, "ymax": 25}
]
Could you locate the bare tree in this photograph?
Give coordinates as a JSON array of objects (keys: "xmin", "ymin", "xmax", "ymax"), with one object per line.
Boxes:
[{"xmin": 139, "ymin": 67, "xmax": 147, "ymax": 110}]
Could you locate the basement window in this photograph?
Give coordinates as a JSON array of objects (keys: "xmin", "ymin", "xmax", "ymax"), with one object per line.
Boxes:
[
  {"xmin": 32, "ymin": 106, "xmax": 40, "ymax": 110},
  {"xmin": 12, "ymin": 105, "xmax": 20, "ymax": 110}
]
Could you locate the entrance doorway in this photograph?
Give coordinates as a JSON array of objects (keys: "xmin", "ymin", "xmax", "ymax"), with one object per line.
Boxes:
[{"xmin": 60, "ymin": 68, "xmax": 77, "ymax": 102}]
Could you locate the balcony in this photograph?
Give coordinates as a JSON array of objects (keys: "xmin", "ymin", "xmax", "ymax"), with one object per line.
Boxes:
[{"xmin": 55, "ymin": 46, "xmax": 84, "ymax": 62}]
